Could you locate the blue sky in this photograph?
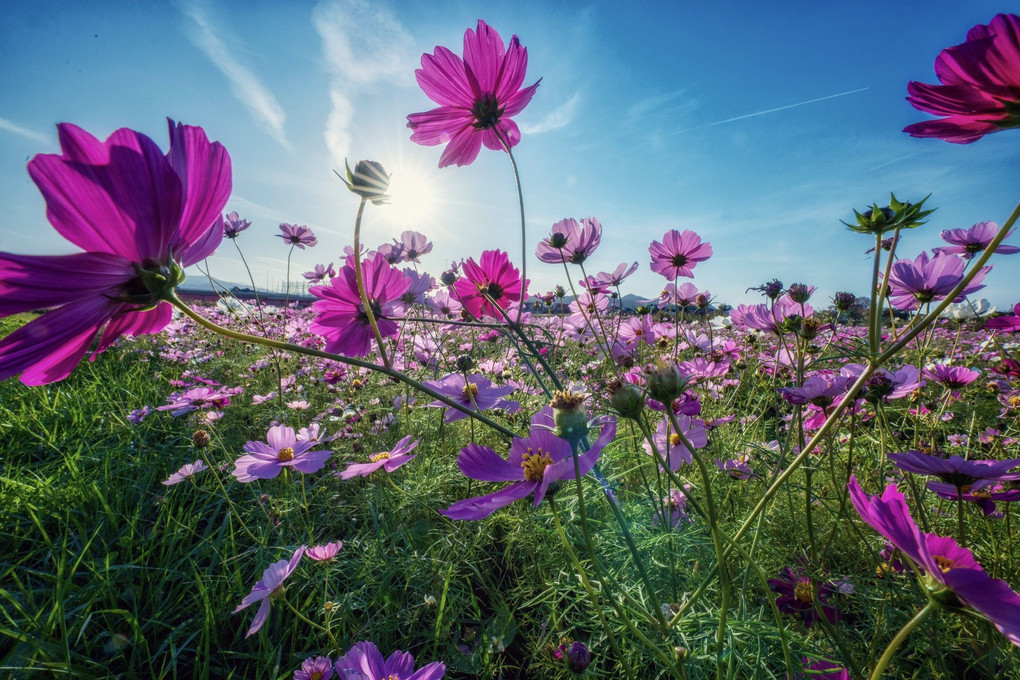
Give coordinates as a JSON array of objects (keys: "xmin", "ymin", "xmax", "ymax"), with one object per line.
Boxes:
[{"xmin": 2, "ymin": 0, "xmax": 1018, "ymax": 307}]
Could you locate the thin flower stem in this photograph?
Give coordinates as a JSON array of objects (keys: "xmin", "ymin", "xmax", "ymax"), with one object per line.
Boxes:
[
  {"xmin": 164, "ymin": 292, "xmax": 520, "ymax": 439},
  {"xmin": 351, "ymin": 198, "xmax": 392, "ymax": 369},
  {"xmin": 495, "ymin": 132, "xmax": 528, "ymax": 326},
  {"xmin": 869, "ymin": 602, "xmax": 936, "ymax": 680}
]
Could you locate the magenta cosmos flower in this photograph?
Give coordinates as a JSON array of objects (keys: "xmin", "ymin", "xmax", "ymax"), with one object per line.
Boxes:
[
  {"xmin": 848, "ymin": 476, "xmax": 1020, "ymax": 646},
  {"xmin": 884, "ymin": 251, "xmax": 989, "ymax": 310},
  {"xmin": 905, "ymin": 14, "xmax": 1020, "ymax": 143},
  {"xmin": 934, "ymin": 221, "xmax": 1019, "ymax": 258},
  {"xmin": 987, "ymin": 302, "xmax": 1020, "ymax": 332},
  {"xmin": 0, "ymin": 121, "xmax": 230, "ymax": 385},
  {"xmin": 407, "ymin": 20, "xmax": 541, "ymax": 168},
  {"xmin": 310, "ymin": 252, "xmax": 410, "ymax": 358},
  {"xmin": 334, "ymin": 641, "xmax": 445, "ymax": 680},
  {"xmin": 277, "ymin": 223, "xmax": 317, "ymax": 249},
  {"xmin": 648, "ymin": 229, "xmax": 713, "ymax": 280},
  {"xmin": 337, "ymin": 435, "xmax": 420, "ymax": 479},
  {"xmin": 234, "ymin": 545, "xmax": 306, "ymax": 638},
  {"xmin": 535, "ymin": 217, "xmax": 602, "ymax": 265},
  {"xmin": 232, "ymin": 424, "xmax": 332, "ymax": 482},
  {"xmin": 442, "ymin": 418, "xmax": 617, "ymax": 520},
  {"xmin": 453, "ymin": 249, "xmax": 527, "ymax": 318}
]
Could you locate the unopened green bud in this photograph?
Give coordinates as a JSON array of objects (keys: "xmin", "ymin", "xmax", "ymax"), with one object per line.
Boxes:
[
  {"xmin": 644, "ymin": 361, "xmax": 689, "ymax": 404},
  {"xmin": 455, "ymin": 355, "xmax": 475, "ymax": 372},
  {"xmin": 340, "ymin": 159, "xmax": 390, "ymax": 205},
  {"xmin": 551, "ymin": 390, "xmax": 589, "ymax": 443},
  {"xmin": 607, "ymin": 380, "xmax": 645, "ymax": 419},
  {"xmin": 843, "ymin": 193, "xmax": 935, "ymax": 236}
]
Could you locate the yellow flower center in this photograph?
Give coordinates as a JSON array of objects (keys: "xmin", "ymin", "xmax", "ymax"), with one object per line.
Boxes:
[
  {"xmin": 310, "ymin": 673, "xmax": 323, "ymax": 680},
  {"xmin": 277, "ymin": 447, "xmax": 295, "ymax": 462},
  {"xmin": 370, "ymin": 452, "xmax": 390, "ymax": 463},
  {"xmin": 521, "ymin": 447, "xmax": 554, "ymax": 482},
  {"xmin": 933, "ymin": 555, "xmax": 955, "ymax": 572},
  {"xmin": 669, "ymin": 433, "xmax": 683, "ymax": 447},
  {"xmin": 794, "ymin": 580, "xmax": 814, "ymax": 604},
  {"xmin": 876, "ymin": 563, "xmax": 892, "ymax": 578},
  {"xmin": 462, "ymin": 383, "xmax": 479, "ymax": 399},
  {"xmin": 1009, "ymin": 396, "xmax": 1020, "ymax": 409}
]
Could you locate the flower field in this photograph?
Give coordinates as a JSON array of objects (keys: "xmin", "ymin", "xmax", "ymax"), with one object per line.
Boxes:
[{"xmin": 3, "ymin": 12, "xmax": 1020, "ymax": 680}]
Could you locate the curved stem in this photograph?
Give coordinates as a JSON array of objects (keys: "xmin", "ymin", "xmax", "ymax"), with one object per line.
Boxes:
[
  {"xmin": 495, "ymin": 133, "xmax": 528, "ymax": 325},
  {"xmin": 869, "ymin": 602, "xmax": 935, "ymax": 680},
  {"xmin": 351, "ymin": 198, "xmax": 391, "ymax": 369},
  {"xmin": 164, "ymin": 291, "xmax": 520, "ymax": 439}
]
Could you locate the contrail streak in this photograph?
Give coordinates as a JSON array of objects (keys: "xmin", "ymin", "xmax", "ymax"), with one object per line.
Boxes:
[{"xmin": 678, "ymin": 87, "xmax": 869, "ymax": 133}]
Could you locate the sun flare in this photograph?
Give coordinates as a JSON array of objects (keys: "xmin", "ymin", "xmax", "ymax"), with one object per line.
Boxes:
[{"xmin": 384, "ymin": 164, "xmax": 439, "ymax": 227}]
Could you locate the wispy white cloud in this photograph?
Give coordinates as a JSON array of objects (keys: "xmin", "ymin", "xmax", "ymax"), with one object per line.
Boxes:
[
  {"xmin": 0, "ymin": 117, "xmax": 52, "ymax": 145},
  {"xmin": 688, "ymin": 87, "xmax": 869, "ymax": 131},
  {"xmin": 313, "ymin": 0, "xmax": 414, "ymax": 165},
  {"xmin": 520, "ymin": 91, "xmax": 583, "ymax": 135},
  {"xmin": 181, "ymin": 1, "xmax": 291, "ymax": 150}
]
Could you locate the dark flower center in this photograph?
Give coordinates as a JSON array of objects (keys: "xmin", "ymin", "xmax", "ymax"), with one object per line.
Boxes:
[
  {"xmin": 484, "ymin": 282, "xmax": 505, "ymax": 300},
  {"xmin": 472, "ymin": 93, "xmax": 504, "ymax": 129},
  {"xmin": 671, "ymin": 254, "xmax": 688, "ymax": 267},
  {"xmin": 357, "ymin": 299, "xmax": 384, "ymax": 321},
  {"xmin": 549, "ymin": 232, "xmax": 569, "ymax": 248}
]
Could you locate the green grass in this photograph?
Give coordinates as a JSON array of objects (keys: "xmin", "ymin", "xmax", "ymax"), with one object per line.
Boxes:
[{"xmin": 1, "ymin": 313, "xmax": 1019, "ymax": 679}]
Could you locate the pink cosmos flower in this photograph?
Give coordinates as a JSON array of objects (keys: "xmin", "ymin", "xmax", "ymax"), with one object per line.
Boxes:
[
  {"xmin": 162, "ymin": 460, "xmax": 208, "ymax": 486},
  {"xmin": 305, "ymin": 540, "xmax": 343, "ymax": 562},
  {"xmin": 848, "ymin": 476, "xmax": 1020, "ymax": 646},
  {"xmin": 453, "ymin": 250, "xmax": 527, "ymax": 319},
  {"xmin": 223, "ymin": 211, "xmax": 251, "ymax": 239},
  {"xmin": 591, "ymin": 261, "xmax": 639, "ymax": 288},
  {"xmin": 303, "ymin": 263, "xmax": 336, "ymax": 283},
  {"xmin": 535, "ymin": 217, "xmax": 602, "ymax": 265},
  {"xmin": 934, "ymin": 221, "xmax": 1019, "ymax": 258},
  {"xmin": 648, "ymin": 229, "xmax": 712, "ymax": 280},
  {"xmin": 333, "ymin": 641, "xmax": 445, "ymax": 680},
  {"xmin": 310, "ymin": 252, "xmax": 410, "ymax": 357},
  {"xmin": 395, "ymin": 230, "xmax": 433, "ymax": 263},
  {"xmin": 337, "ymin": 436, "xmax": 420, "ymax": 479},
  {"xmin": 295, "ymin": 656, "xmax": 334, "ymax": 680},
  {"xmin": 234, "ymin": 545, "xmax": 306, "ymax": 638},
  {"xmin": 987, "ymin": 302, "xmax": 1020, "ymax": 332},
  {"xmin": 232, "ymin": 424, "xmax": 332, "ymax": 482},
  {"xmin": 884, "ymin": 251, "xmax": 989, "ymax": 310},
  {"xmin": 277, "ymin": 223, "xmax": 317, "ymax": 249},
  {"xmin": 642, "ymin": 416, "xmax": 708, "ymax": 472},
  {"xmin": 923, "ymin": 364, "xmax": 980, "ymax": 390},
  {"xmin": 0, "ymin": 121, "xmax": 230, "ymax": 385},
  {"xmin": 905, "ymin": 14, "xmax": 1020, "ymax": 143},
  {"xmin": 407, "ymin": 20, "xmax": 541, "ymax": 168}
]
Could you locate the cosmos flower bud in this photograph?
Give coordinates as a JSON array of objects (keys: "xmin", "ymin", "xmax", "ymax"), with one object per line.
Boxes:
[
  {"xmin": 787, "ymin": 283, "xmax": 812, "ymax": 303},
  {"xmin": 843, "ymin": 193, "xmax": 934, "ymax": 235},
  {"xmin": 192, "ymin": 430, "xmax": 211, "ymax": 448},
  {"xmin": 863, "ymin": 374, "xmax": 894, "ymax": 402},
  {"xmin": 566, "ymin": 641, "xmax": 591, "ymax": 673},
  {"xmin": 551, "ymin": 390, "xmax": 589, "ymax": 443},
  {"xmin": 832, "ymin": 291, "xmax": 857, "ymax": 312},
  {"xmin": 695, "ymin": 293, "xmax": 710, "ymax": 309},
  {"xmin": 340, "ymin": 159, "xmax": 390, "ymax": 205},
  {"xmin": 607, "ymin": 380, "xmax": 645, "ymax": 419},
  {"xmin": 644, "ymin": 361, "xmax": 690, "ymax": 405},
  {"xmin": 799, "ymin": 317, "xmax": 822, "ymax": 340},
  {"xmin": 440, "ymin": 269, "xmax": 459, "ymax": 286},
  {"xmin": 455, "ymin": 355, "xmax": 475, "ymax": 372},
  {"xmin": 554, "ymin": 285, "xmax": 567, "ymax": 299}
]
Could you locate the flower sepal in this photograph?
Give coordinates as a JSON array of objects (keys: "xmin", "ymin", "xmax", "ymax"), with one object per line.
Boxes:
[
  {"xmin": 339, "ymin": 159, "xmax": 390, "ymax": 205},
  {"xmin": 843, "ymin": 194, "xmax": 935, "ymax": 235}
]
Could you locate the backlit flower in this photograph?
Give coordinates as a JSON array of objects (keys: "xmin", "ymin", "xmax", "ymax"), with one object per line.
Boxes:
[
  {"xmin": 648, "ymin": 229, "xmax": 712, "ymax": 280},
  {"xmin": 535, "ymin": 217, "xmax": 602, "ymax": 265},
  {"xmin": 905, "ymin": 14, "xmax": 1020, "ymax": 143},
  {"xmin": 223, "ymin": 211, "xmax": 251, "ymax": 239},
  {"xmin": 277, "ymin": 223, "xmax": 317, "ymax": 249},
  {"xmin": 0, "ymin": 121, "xmax": 230, "ymax": 385},
  {"xmin": 407, "ymin": 20, "xmax": 541, "ymax": 168},
  {"xmin": 934, "ymin": 221, "xmax": 1019, "ymax": 258},
  {"xmin": 453, "ymin": 249, "xmax": 527, "ymax": 319},
  {"xmin": 310, "ymin": 252, "xmax": 410, "ymax": 358}
]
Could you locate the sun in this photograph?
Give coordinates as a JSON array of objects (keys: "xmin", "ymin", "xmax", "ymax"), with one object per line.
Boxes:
[{"xmin": 383, "ymin": 163, "xmax": 440, "ymax": 227}]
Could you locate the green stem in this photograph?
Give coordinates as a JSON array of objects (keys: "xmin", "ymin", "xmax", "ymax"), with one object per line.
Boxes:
[
  {"xmin": 164, "ymin": 291, "xmax": 520, "ymax": 440},
  {"xmin": 869, "ymin": 602, "xmax": 936, "ymax": 680},
  {"xmin": 351, "ymin": 198, "xmax": 392, "ymax": 369}
]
